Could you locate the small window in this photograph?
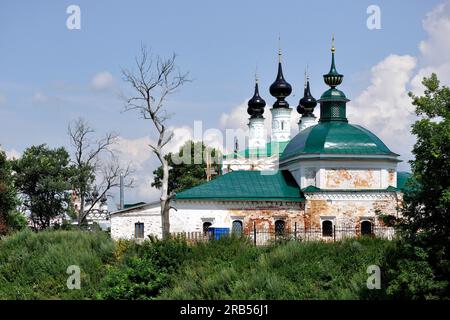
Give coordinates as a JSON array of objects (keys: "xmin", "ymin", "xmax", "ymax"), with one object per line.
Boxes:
[
  {"xmin": 135, "ymin": 222, "xmax": 144, "ymax": 239},
  {"xmin": 232, "ymin": 220, "xmax": 243, "ymax": 236},
  {"xmin": 322, "ymin": 220, "xmax": 333, "ymax": 237},
  {"xmin": 203, "ymin": 222, "xmax": 212, "ymax": 235},
  {"xmin": 275, "ymin": 220, "xmax": 286, "ymax": 237},
  {"xmin": 281, "ymin": 121, "xmax": 285, "ymax": 130},
  {"xmin": 361, "ymin": 221, "xmax": 373, "ymax": 236}
]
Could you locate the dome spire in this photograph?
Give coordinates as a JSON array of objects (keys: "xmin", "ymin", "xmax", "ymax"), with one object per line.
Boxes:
[
  {"xmin": 323, "ymin": 35, "xmax": 343, "ymax": 88},
  {"xmin": 247, "ymin": 69, "xmax": 266, "ymax": 119},
  {"xmin": 297, "ymin": 68, "xmax": 317, "ymax": 117},
  {"xmin": 270, "ymin": 35, "xmax": 292, "ymax": 108},
  {"xmin": 319, "ymin": 37, "xmax": 350, "ymax": 123},
  {"xmin": 278, "ymin": 34, "xmax": 282, "ymax": 63}
]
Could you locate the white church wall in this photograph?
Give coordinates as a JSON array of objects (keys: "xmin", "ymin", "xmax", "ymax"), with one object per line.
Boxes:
[{"xmin": 110, "ymin": 204, "xmax": 163, "ymax": 240}]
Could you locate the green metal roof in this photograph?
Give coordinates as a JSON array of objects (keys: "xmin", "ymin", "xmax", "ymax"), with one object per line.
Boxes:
[
  {"xmin": 175, "ymin": 170, "xmax": 304, "ymax": 202},
  {"xmin": 281, "ymin": 122, "xmax": 399, "ymax": 161},
  {"xmin": 223, "ymin": 141, "xmax": 289, "ymax": 159},
  {"xmin": 123, "ymin": 202, "xmax": 146, "ymax": 209},
  {"xmin": 319, "ymin": 88, "xmax": 349, "ymax": 102}
]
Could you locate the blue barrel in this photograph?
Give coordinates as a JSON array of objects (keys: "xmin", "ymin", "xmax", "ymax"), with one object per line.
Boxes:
[{"xmin": 210, "ymin": 227, "xmax": 230, "ymax": 240}]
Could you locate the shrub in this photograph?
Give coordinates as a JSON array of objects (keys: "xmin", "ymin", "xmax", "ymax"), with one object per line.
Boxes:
[
  {"xmin": 97, "ymin": 237, "xmax": 191, "ymax": 300},
  {"xmin": 381, "ymin": 241, "xmax": 448, "ymax": 299}
]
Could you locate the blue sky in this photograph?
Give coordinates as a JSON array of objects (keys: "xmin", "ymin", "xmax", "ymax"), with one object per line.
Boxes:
[{"xmin": 0, "ymin": 0, "xmax": 448, "ymax": 205}]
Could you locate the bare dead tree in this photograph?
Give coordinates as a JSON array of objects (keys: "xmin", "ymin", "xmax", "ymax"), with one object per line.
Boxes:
[
  {"xmin": 121, "ymin": 45, "xmax": 190, "ymax": 239},
  {"xmin": 68, "ymin": 118, "xmax": 133, "ymax": 226}
]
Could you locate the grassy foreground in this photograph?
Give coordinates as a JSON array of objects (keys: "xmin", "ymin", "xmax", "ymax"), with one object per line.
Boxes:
[{"xmin": 0, "ymin": 230, "xmax": 443, "ymax": 300}]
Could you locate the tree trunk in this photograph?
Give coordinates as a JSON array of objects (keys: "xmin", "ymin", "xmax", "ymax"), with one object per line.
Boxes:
[
  {"xmin": 78, "ymin": 193, "xmax": 85, "ymax": 227},
  {"xmin": 160, "ymin": 157, "xmax": 170, "ymax": 239}
]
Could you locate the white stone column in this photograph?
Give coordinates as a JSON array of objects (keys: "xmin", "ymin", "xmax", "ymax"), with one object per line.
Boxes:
[
  {"xmin": 248, "ymin": 117, "xmax": 266, "ymax": 149},
  {"xmin": 298, "ymin": 115, "xmax": 317, "ymax": 131},
  {"xmin": 271, "ymin": 107, "xmax": 292, "ymax": 142}
]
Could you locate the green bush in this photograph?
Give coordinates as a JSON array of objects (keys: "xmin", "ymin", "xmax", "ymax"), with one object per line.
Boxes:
[
  {"xmin": 381, "ymin": 241, "xmax": 448, "ymax": 299},
  {"xmin": 96, "ymin": 237, "xmax": 191, "ymax": 300},
  {"xmin": 0, "ymin": 230, "xmax": 115, "ymax": 299}
]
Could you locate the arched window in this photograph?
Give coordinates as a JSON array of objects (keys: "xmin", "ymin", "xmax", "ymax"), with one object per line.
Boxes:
[
  {"xmin": 281, "ymin": 121, "xmax": 285, "ymax": 130},
  {"xmin": 203, "ymin": 222, "xmax": 212, "ymax": 235},
  {"xmin": 232, "ymin": 220, "xmax": 243, "ymax": 236},
  {"xmin": 322, "ymin": 220, "xmax": 333, "ymax": 237},
  {"xmin": 361, "ymin": 221, "xmax": 373, "ymax": 236},
  {"xmin": 275, "ymin": 220, "xmax": 286, "ymax": 237}
]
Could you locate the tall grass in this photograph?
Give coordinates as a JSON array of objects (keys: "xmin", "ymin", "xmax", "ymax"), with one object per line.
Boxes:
[
  {"xmin": 159, "ymin": 237, "xmax": 393, "ymax": 300},
  {"xmin": 0, "ymin": 230, "xmax": 115, "ymax": 299}
]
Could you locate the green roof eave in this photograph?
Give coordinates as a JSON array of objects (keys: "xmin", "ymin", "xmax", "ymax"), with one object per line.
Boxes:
[{"xmin": 175, "ymin": 196, "xmax": 305, "ymax": 202}]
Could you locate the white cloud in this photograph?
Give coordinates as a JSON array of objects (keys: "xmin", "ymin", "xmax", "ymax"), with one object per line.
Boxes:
[
  {"xmin": 90, "ymin": 71, "xmax": 114, "ymax": 91},
  {"xmin": 0, "ymin": 147, "xmax": 21, "ymax": 160},
  {"xmin": 347, "ymin": 55, "xmax": 417, "ymax": 171}
]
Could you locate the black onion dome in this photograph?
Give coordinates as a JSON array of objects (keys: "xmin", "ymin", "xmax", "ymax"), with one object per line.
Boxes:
[
  {"xmin": 298, "ymin": 80, "xmax": 317, "ymax": 116},
  {"xmin": 247, "ymin": 82, "xmax": 266, "ymax": 118},
  {"xmin": 270, "ymin": 62, "xmax": 292, "ymax": 108}
]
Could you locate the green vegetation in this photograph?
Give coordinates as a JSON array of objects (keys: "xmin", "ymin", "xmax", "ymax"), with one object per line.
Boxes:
[
  {"xmin": 12, "ymin": 144, "xmax": 73, "ymax": 229},
  {"xmin": 0, "ymin": 150, "xmax": 20, "ymax": 235},
  {"xmin": 0, "ymin": 230, "xmax": 446, "ymax": 300},
  {"xmin": 0, "ymin": 230, "xmax": 115, "ymax": 299},
  {"xmin": 152, "ymin": 140, "xmax": 221, "ymax": 193}
]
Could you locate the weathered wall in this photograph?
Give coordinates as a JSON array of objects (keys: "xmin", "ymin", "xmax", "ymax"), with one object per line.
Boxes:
[
  {"xmin": 324, "ymin": 169, "xmax": 382, "ymax": 189},
  {"xmin": 304, "ymin": 191, "xmax": 401, "ymax": 228}
]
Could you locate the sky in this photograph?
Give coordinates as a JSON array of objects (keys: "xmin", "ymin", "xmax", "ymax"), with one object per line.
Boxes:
[{"xmin": 1, "ymin": 0, "xmax": 449, "ymax": 207}]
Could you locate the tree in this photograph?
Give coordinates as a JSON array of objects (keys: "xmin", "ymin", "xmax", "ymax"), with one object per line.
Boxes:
[
  {"xmin": 152, "ymin": 140, "xmax": 221, "ymax": 194},
  {"xmin": 13, "ymin": 145, "xmax": 73, "ymax": 230},
  {"xmin": 121, "ymin": 45, "xmax": 190, "ymax": 239},
  {"xmin": 394, "ymin": 73, "xmax": 450, "ymax": 297},
  {"xmin": 0, "ymin": 150, "xmax": 18, "ymax": 234},
  {"xmin": 404, "ymin": 74, "xmax": 449, "ymax": 245},
  {"xmin": 68, "ymin": 118, "xmax": 133, "ymax": 226}
]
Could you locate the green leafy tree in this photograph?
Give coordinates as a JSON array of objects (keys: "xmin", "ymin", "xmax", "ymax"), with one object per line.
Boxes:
[
  {"xmin": 0, "ymin": 150, "xmax": 18, "ymax": 234},
  {"xmin": 405, "ymin": 74, "xmax": 449, "ymax": 247},
  {"xmin": 12, "ymin": 145, "xmax": 73, "ymax": 230},
  {"xmin": 152, "ymin": 141, "xmax": 221, "ymax": 194},
  {"xmin": 388, "ymin": 73, "xmax": 450, "ymax": 298}
]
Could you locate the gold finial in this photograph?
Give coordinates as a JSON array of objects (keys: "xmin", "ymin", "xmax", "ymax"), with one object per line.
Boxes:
[
  {"xmin": 331, "ymin": 34, "xmax": 335, "ymax": 53},
  {"xmin": 278, "ymin": 34, "xmax": 282, "ymax": 62}
]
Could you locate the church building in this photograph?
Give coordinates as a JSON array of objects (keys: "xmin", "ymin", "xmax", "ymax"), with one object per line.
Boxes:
[{"xmin": 110, "ymin": 41, "xmax": 408, "ymax": 242}]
